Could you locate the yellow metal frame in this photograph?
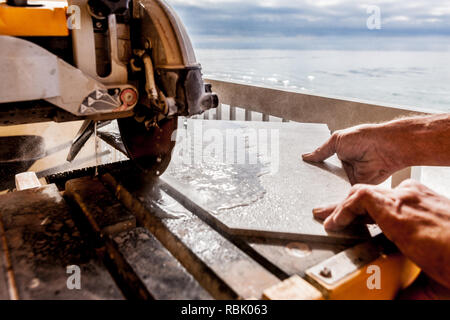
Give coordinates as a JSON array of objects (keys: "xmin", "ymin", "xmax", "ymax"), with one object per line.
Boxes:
[
  {"xmin": 309, "ymin": 253, "xmax": 421, "ymax": 300},
  {"xmin": 0, "ymin": 1, "xmax": 68, "ymax": 36},
  {"xmin": 264, "ymin": 253, "xmax": 421, "ymax": 300}
]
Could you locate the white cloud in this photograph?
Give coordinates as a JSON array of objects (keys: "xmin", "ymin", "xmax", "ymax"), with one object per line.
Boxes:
[
  {"xmin": 384, "ymin": 15, "xmax": 410, "ymax": 23},
  {"xmin": 167, "ymin": 0, "xmax": 450, "ymax": 39}
]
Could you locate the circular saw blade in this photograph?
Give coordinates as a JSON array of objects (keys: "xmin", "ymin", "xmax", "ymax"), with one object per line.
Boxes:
[{"xmin": 118, "ymin": 116, "xmax": 178, "ymax": 175}]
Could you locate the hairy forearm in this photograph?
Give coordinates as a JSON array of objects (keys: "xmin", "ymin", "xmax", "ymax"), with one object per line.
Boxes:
[{"xmin": 375, "ymin": 113, "xmax": 450, "ymax": 168}]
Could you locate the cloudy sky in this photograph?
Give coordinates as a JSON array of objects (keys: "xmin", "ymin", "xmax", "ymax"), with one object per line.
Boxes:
[{"xmin": 167, "ymin": 0, "xmax": 450, "ymax": 49}]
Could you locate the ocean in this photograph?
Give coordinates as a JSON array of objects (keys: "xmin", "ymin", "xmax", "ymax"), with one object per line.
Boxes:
[{"xmin": 195, "ymin": 49, "xmax": 450, "ymax": 112}]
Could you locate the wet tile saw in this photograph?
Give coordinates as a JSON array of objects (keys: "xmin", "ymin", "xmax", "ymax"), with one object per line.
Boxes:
[{"xmin": 0, "ymin": 0, "xmax": 218, "ymax": 175}]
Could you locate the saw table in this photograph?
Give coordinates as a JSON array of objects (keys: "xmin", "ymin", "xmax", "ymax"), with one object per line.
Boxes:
[{"xmin": 0, "ymin": 120, "xmax": 420, "ymax": 300}]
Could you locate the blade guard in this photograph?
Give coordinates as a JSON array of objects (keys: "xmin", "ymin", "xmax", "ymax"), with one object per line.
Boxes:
[
  {"xmin": 134, "ymin": 0, "xmax": 218, "ymax": 116},
  {"xmin": 118, "ymin": 0, "xmax": 217, "ymax": 174}
]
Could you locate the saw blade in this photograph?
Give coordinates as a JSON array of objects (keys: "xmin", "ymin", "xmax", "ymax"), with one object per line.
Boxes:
[{"xmin": 117, "ymin": 116, "xmax": 177, "ymax": 176}]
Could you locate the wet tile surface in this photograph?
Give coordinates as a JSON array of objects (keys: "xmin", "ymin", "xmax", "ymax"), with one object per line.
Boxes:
[{"xmin": 162, "ymin": 119, "xmax": 371, "ymax": 243}]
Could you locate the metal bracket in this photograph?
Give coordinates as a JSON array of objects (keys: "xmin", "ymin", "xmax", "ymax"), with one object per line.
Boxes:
[
  {"xmin": 306, "ymin": 241, "xmax": 383, "ymax": 287},
  {"xmin": 70, "ymin": 0, "xmax": 128, "ymax": 84}
]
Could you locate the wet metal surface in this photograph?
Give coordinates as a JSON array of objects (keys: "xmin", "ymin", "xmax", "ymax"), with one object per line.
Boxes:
[
  {"xmin": 244, "ymin": 236, "xmax": 346, "ymax": 277},
  {"xmin": 112, "ymin": 227, "xmax": 212, "ymax": 300},
  {"xmin": 162, "ymin": 119, "xmax": 371, "ymax": 243},
  {"xmin": 285, "ymin": 242, "xmax": 312, "ymax": 258}
]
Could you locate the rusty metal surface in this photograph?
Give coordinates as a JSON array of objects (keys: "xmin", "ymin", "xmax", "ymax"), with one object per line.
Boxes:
[
  {"xmin": 65, "ymin": 177, "xmax": 136, "ymax": 236},
  {"xmin": 45, "ymin": 160, "xmax": 133, "ymax": 190},
  {"xmin": 0, "ymin": 184, "xmax": 124, "ymax": 299},
  {"xmin": 65, "ymin": 176, "xmax": 210, "ymax": 299},
  {"xmin": 0, "ymin": 222, "xmax": 10, "ymax": 299},
  {"xmin": 161, "ymin": 119, "xmax": 371, "ymax": 244},
  {"xmin": 0, "ymin": 101, "xmax": 84, "ymax": 126}
]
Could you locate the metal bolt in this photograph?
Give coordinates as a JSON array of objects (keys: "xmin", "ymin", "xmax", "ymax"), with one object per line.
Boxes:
[{"xmin": 319, "ymin": 267, "xmax": 332, "ymax": 278}]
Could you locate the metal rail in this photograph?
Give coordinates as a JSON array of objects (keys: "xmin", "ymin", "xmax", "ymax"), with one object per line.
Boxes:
[{"xmin": 205, "ymin": 79, "xmax": 433, "ymax": 130}]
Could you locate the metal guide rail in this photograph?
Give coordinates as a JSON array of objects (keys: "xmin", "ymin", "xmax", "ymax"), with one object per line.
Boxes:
[{"xmin": 0, "ymin": 161, "xmax": 419, "ymax": 300}]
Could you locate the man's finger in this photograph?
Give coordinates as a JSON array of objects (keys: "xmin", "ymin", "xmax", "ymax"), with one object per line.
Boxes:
[
  {"xmin": 364, "ymin": 188, "xmax": 402, "ymax": 233},
  {"xmin": 312, "ymin": 203, "xmax": 338, "ymax": 220},
  {"xmin": 323, "ymin": 185, "xmax": 384, "ymax": 231},
  {"xmin": 302, "ymin": 134, "xmax": 337, "ymax": 162},
  {"xmin": 323, "ymin": 186, "xmax": 399, "ymax": 232},
  {"xmin": 323, "ymin": 191, "xmax": 366, "ymax": 231}
]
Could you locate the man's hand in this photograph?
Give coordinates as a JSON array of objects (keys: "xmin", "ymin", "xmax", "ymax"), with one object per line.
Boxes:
[
  {"xmin": 302, "ymin": 124, "xmax": 405, "ymax": 185},
  {"xmin": 313, "ymin": 179, "xmax": 450, "ymax": 289},
  {"xmin": 302, "ymin": 114, "xmax": 450, "ymax": 185}
]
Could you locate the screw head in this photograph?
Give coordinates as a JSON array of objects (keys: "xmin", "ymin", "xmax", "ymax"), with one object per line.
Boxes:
[{"xmin": 319, "ymin": 267, "xmax": 332, "ymax": 278}]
